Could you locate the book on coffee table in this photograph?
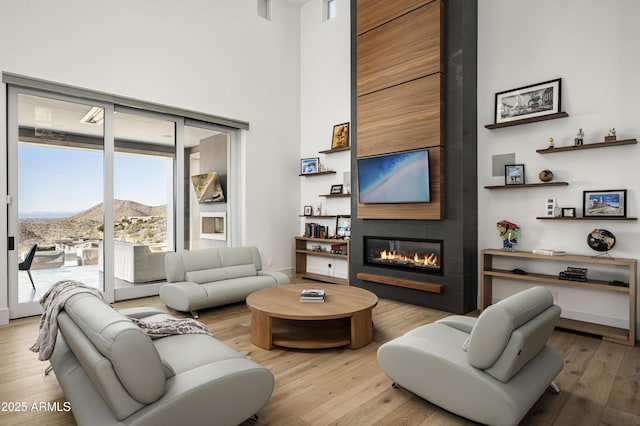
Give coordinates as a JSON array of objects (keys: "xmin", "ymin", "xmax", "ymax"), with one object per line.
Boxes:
[{"xmin": 300, "ymin": 289, "xmax": 325, "ymax": 302}]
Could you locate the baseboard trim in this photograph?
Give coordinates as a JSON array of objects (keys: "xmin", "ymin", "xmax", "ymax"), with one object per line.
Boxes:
[{"xmin": 0, "ymin": 308, "xmax": 9, "ymax": 325}]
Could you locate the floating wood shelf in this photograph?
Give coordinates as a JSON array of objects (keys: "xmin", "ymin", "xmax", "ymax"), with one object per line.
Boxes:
[
  {"xmin": 299, "ymin": 215, "xmax": 337, "ymax": 219},
  {"xmin": 484, "ymin": 181, "xmax": 569, "ymax": 190},
  {"xmin": 484, "ymin": 112, "xmax": 569, "ymax": 129},
  {"xmin": 536, "ymin": 138, "xmax": 637, "ymax": 154},
  {"xmin": 319, "ymin": 146, "xmax": 351, "ymax": 154},
  {"xmin": 536, "ymin": 216, "xmax": 637, "ymax": 221},
  {"xmin": 357, "ymin": 272, "xmax": 443, "ymax": 294},
  {"xmin": 299, "ymin": 171, "xmax": 337, "ymax": 177},
  {"xmin": 319, "ymin": 193, "xmax": 351, "ymax": 198}
]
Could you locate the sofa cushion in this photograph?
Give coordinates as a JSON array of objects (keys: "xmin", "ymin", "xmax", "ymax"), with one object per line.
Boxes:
[
  {"xmin": 219, "ymin": 247, "xmax": 263, "ymax": 270},
  {"xmin": 153, "ymin": 334, "xmax": 244, "ymax": 374},
  {"xmin": 185, "ymin": 264, "xmax": 257, "ymax": 284},
  {"xmin": 64, "ymin": 294, "xmax": 166, "ymax": 404}
]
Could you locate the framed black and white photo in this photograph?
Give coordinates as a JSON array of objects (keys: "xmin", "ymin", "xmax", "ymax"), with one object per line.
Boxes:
[
  {"xmin": 303, "ymin": 205, "xmax": 313, "ymax": 216},
  {"xmin": 495, "ymin": 78, "xmax": 561, "ymax": 124},
  {"xmin": 300, "ymin": 157, "xmax": 319, "ymax": 174},
  {"xmin": 330, "ymin": 184, "xmax": 343, "ymax": 194},
  {"xmin": 562, "ymin": 208, "xmax": 576, "ymax": 217},
  {"xmin": 505, "ymin": 164, "xmax": 525, "ymax": 185},
  {"xmin": 583, "ymin": 189, "xmax": 627, "ymax": 217}
]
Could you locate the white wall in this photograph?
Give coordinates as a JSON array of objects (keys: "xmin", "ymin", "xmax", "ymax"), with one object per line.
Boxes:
[
  {"xmin": 478, "ymin": 0, "xmax": 640, "ymax": 328},
  {"xmin": 299, "ymin": 0, "xmax": 351, "ymax": 278},
  {"xmin": 0, "ymin": 0, "xmax": 302, "ymax": 319}
]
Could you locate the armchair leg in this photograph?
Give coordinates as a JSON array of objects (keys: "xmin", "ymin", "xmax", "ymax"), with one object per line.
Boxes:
[
  {"xmin": 44, "ymin": 365, "xmax": 53, "ymax": 376},
  {"xmin": 392, "ymin": 382, "xmax": 399, "ymax": 388},
  {"xmin": 250, "ymin": 414, "xmax": 258, "ymax": 421},
  {"xmin": 190, "ymin": 310, "xmax": 199, "ymax": 319},
  {"xmin": 548, "ymin": 381, "xmax": 560, "ymax": 395},
  {"xmin": 27, "ymin": 270, "xmax": 35, "ymax": 290}
]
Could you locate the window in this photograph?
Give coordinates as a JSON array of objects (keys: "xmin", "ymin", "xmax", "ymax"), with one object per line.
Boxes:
[
  {"xmin": 324, "ymin": 0, "xmax": 336, "ymax": 21},
  {"xmin": 257, "ymin": 0, "xmax": 271, "ymax": 21}
]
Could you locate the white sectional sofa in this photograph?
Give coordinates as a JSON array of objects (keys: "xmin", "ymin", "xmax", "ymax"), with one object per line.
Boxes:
[
  {"xmin": 161, "ymin": 246, "xmax": 289, "ymax": 317},
  {"xmin": 100, "ymin": 241, "xmax": 167, "ymax": 284},
  {"xmin": 49, "ymin": 292, "xmax": 275, "ymax": 426}
]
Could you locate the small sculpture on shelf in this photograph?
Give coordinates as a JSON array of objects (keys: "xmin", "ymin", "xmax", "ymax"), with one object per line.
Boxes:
[
  {"xmin": 548, "ymin": 137, "xmax": 554, "ymax": 148},
  {"xmin": 497, "ymin": 220, "xmax": 520, "ymax": 251},
  {"xmin": 605, "ymin": 128, "xmax": 617, "ymax": 142},
  {"xmin": 574, "ymin": 128, "xmax": 584, "ymax": 146},
  {"xmin": 538, "ymin": 169, "xmax": 553, "ymax": 182}
]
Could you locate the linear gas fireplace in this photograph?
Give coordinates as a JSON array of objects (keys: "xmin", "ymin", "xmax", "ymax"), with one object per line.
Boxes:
[{"xmin": 364, "ymin": 236, "xmax": 443, "ymax": 275}]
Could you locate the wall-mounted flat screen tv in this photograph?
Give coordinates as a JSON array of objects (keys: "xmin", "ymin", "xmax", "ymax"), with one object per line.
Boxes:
[{"xmin": 357, "ymin": 149, "xmax": 430, "ymax": 204}]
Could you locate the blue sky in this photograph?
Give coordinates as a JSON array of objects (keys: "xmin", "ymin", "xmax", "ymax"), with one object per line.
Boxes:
[{"xmin": 18, "ymin": 145, "xmax": 169, "ymax": 215}]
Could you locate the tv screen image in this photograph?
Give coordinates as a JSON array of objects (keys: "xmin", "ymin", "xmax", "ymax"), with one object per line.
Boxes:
[{"xmin": 357, "ymin": 149, "xmax": 430, "ymax": 204}]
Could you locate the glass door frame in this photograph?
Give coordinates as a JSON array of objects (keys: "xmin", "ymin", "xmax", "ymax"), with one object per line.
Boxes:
[
  {"xmin": 7, "ymin": 86, "xmax": 116, "ymax": 318},
  {"xmin": 111, "ymin": 105, "xmax": 184, "ymax": 301}
]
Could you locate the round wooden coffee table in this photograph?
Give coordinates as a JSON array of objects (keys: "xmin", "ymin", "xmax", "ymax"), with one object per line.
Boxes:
[{"xmin": 246, "ymin": 284, "xmax": 378, "ymax": 350}]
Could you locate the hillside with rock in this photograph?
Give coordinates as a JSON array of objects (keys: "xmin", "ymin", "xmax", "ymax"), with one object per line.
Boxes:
[{"xmin": 18, "ymin": 200, "xmax": 167, "ymax": 251}]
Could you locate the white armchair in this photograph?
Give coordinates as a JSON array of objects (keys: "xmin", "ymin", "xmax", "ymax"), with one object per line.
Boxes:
[{"xmin": 377, "ymin": 286, "xmax": 563, "ymax": 426}]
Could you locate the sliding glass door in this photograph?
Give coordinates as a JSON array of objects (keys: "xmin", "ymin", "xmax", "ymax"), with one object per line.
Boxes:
[
  {"xmin": 7, "ymin": 89, "xmax": 111, "ymax": 317},
  {"xmin": 5, "ymin": 83, "xmax": 243, "ymax": 319}
]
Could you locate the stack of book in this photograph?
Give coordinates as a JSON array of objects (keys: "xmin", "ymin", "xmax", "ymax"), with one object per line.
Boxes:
[
  {"xmin": 331, "ymin": 243, "xmax": 348, "ymax": 255},
  {"xmin": 305, "ymin": 223, "xmax": 327, "ymax": 239},
  {"xmin": 559, "ymin": 266, "xmax": 588, "ymax": 282},
  {"xmin": 299, "ymin": 289, "xmax": 325, "ymax": 302}
]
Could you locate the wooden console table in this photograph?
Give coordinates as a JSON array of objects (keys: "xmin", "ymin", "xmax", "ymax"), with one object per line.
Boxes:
[{"xmin": 480, "ymin": 249, "xmax": 636, "ymax": 346}]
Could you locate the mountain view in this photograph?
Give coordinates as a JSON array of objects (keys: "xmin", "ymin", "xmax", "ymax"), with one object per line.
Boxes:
[{"xmin": 18, "ymin": 200, "xmax": 167, "ymax": 252}]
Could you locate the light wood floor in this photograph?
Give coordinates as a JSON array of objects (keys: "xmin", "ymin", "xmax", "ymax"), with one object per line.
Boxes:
[{"xmin": 1, "ymin": 290, "xmax": 639, "ymax": 425}]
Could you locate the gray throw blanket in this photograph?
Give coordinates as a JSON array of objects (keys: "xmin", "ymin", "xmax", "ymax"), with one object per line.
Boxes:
[
  {"xmin": 29, "ymin": 280, "xmax": 107, "ymax": 361},
  {"xmin": 128, "ymin": 317, "xmax": 213, "ymax": 339}
]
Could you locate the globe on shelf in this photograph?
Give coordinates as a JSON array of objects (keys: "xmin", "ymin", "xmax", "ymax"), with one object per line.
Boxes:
[{"xmin": 586, "ymin": 229, "xmax": 616, "ymax": 252}]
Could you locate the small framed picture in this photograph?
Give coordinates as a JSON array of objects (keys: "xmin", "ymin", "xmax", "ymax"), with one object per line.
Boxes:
[
  {"xmin": 330, "ymin": 184, "xmax": 344, "ymax": 194},
  {"xmin": 562, "ymin": 207, "xmax": 576, "ymax": 217},
  {"xmin": 300, "ymin": 157, "xmax": 319, "ymax": 174},
  {"xmin": 303, "ymin": 205, "xmax": 313, "ymax": 216},
  {"xmin": 505, "ymin": 164, "xmax": 525, "ymax": 185},
  {"xmin": 583, "ymin": 189, "xmax": 627, "ymax": 217},
  {"xmin": 331, "ymin": 122, "xmax": 350, "ymax": 149},
  {"xmin": 545, "ymin": 197, "xmax": 556, "ymax": 217},
  {"xmin": 336, "ymin": 215, "xmax": 351, "ymax": 238}
]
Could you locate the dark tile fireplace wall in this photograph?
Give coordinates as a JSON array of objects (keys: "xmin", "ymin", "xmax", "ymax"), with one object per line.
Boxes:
[{"xmin": 350, "ymin": 0, "xmax": 478, "ymax": 314}]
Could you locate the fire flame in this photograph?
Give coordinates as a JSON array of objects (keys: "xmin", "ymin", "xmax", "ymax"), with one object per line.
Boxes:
[{"xmin": 380, "ymin": 250, "xmax": 438, "ymax": 266}]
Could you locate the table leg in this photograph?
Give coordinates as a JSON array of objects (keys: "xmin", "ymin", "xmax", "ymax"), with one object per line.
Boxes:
[
  {"xmin": 349, "ymin": 309, "xmax": 373, "ymax": 349},
  {"xmin": 251, "ymin": 310, "xmax": 273, "ymax": 350}
]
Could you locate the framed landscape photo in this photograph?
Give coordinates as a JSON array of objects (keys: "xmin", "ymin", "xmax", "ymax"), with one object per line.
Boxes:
[
  {"xmin": 330, "ymin": 184, "xmax": 343, "ymax": 194},
  {"xmin": 331, "ymin": 122, "xmax": 350, "ymax": 149},
  {"xmin": 300, "ymin": 157, "xmax": 319, "ymax": 174},
  {"xmin": 583, "ymin": 189, "xmax": 627, "ymax": 217},
  {"xmin": 495, "ymin": 78, "xmax": 561, "ymax": 124},
  {"xmin": 562, "ymin": 207, "xmax": 576, "ymax": 217},
  {"xmin": 505, "ymin": 164, "xmax": 525, "ymax": 185}
]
